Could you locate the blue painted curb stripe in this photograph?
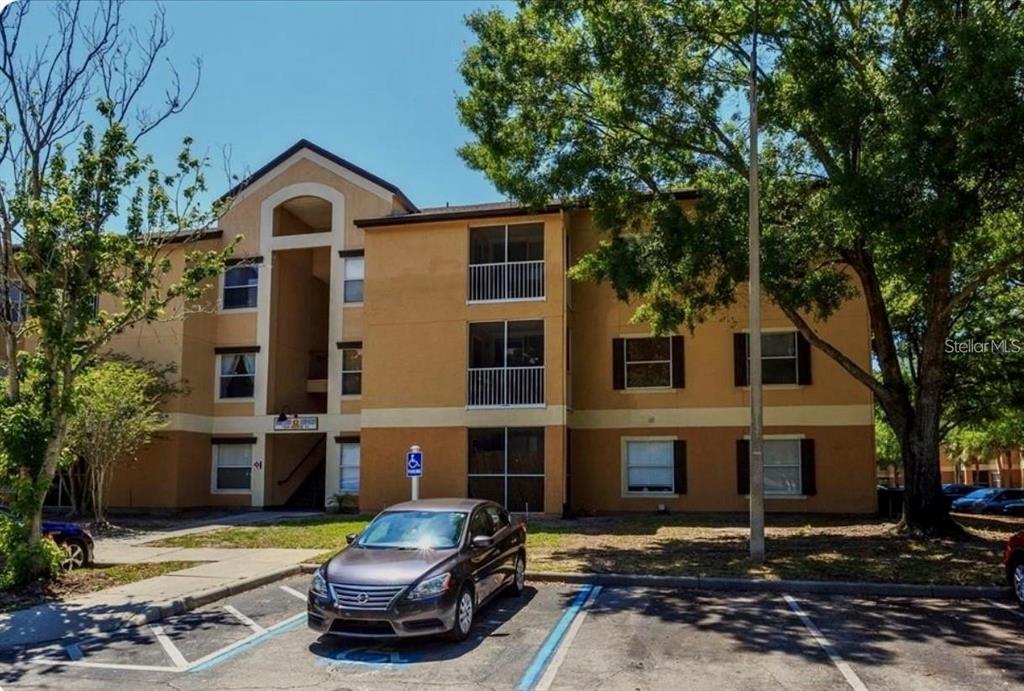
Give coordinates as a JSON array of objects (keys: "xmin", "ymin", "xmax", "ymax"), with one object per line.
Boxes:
[
  {"xmin": 515, "ymin": 584, "xmax": 593, "ymax": 691},
  {"xmin": 189, "ymin": 613, "xmax": 306, "ymax": 672}
]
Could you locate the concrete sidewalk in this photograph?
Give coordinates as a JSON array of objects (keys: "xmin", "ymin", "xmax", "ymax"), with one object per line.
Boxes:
[{"xmin": 0, "ymin": 546, "xmax": 322, "ymax": 649}]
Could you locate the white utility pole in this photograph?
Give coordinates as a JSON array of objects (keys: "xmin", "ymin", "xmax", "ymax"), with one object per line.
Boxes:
[{"xmin": 748, "ymin": 0, "xmax": 766, "ymax": 564}]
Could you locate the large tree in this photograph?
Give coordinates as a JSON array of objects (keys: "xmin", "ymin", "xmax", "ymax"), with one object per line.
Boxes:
[
  {"xmin": 0, "ymin": 0, "xmax": 231, "ymax": 580},
  {"xmin": 457, "ymin": 0, "xmax": 1024, "ymax": 535}
]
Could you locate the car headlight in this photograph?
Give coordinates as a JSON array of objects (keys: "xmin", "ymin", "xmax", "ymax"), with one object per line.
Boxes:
[
  {"xmin": 406, "ymin": 573, "xmax": 452, "ymax": 600},
  {"xmin": 311, "ymin": 568, "xmax": 329, "ymax": 597}
]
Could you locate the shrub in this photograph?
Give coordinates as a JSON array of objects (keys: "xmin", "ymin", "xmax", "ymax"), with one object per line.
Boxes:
[{"xmin": 0, "ymin": 513, "xmax": 63, "ymax": 588}]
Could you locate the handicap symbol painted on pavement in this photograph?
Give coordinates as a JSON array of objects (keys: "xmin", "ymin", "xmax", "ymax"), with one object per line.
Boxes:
[{"xmin": 316, "ymin": 645, "xmax": 420, "ymax": 668}]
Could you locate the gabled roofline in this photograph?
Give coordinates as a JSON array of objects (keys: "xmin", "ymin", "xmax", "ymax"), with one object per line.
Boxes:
[{"xmin": 221, "ymin": 139, "xmax": 418, "ymax": 212}]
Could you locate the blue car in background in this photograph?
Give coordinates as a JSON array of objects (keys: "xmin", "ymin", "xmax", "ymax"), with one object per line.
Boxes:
[
  {"xmin": 951, "ymin": 488, "xmax": 1024, "ymax": 514},
  {"xmin": 0, "ymin": 505, "xmax": 94, "ymax": 570}
]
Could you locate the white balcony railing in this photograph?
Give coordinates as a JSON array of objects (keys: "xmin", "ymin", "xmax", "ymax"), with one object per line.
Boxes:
[
  {"xmin": 468, "ymin": 260, "xmax": 544, "ymax": 302},
  {"xmin": 468, "ymin": 366, "xmax": 545, "ymax": 407}
]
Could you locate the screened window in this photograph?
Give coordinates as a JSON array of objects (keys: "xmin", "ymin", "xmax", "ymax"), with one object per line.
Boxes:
[
  {"xmin": 624, "ymin": 337, "xmax": 672, "ymax": 388},
  {"xmin": 341, "ymin": 348, "xmax": 362, "ymax": 396},
  {"xmin": 750, "ymin": 332, "xmax": 798, "ymax": 384},
  {"xmin": 624, "ymin": 440, "xmax": 675, "ymax": 493},
  {"xmin": 344, "ymin": 257, "xmax": 364, "ymax": 303},
  {"xmin": 213, "ymin": 444, "xmax": 252, "ymax": 492},
  {"xmin": 467, "ymin": 427, "xmax": 544, "ymax": 512},
  {"xmin": 764, "ymin": 439, "xmax": 801, "ymax": 496},
  {"xmin": 218, "ymin": 353, "xmax": 256, "ymax": 399},
  {"xmin": 223, "ymin": 265, "xmax": 258, "ymax": 310},
  {"xmin": 340, "ymin": 440, "xmax": 360, "ymax": 495}
]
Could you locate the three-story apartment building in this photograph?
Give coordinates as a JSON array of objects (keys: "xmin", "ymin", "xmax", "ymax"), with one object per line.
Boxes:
[{"xmin": 39, "ymin": 140, "xmax": 875, "ymax": 515}]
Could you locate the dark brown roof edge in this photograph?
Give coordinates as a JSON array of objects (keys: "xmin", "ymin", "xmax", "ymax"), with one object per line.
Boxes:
[
  {"xmin": 163, "ymin": 229, "xmax": 224, "ymax": 245},
  {"xmin": 220, "ymin": 139, "xmax": 418, "ymax": 213},
  {"xmin": 354, "ymin": 189, "xmax": 698, "ymax": 229}
]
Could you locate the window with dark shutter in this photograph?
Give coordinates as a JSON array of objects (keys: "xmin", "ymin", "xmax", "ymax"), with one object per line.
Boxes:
[
  {"xmin": 797, "ymin": 333, "xmax": 812, "ymax": 385},
  {"xmin": 670, "ymin": 336, "xmax": 685, "ymax": 388},
  {"xmin": 673, "ymin": 440, "xmax": 687, "ymax": 494},
  {"xmin": 736, "ymin": 439, "xmax": 750, "ymax": 494},
  {"xmin": 800, "ymin": 439, "xmax": 816, "ymax": 495},
  {"xmin": 733, "ymin": 333, "xmax": 748, "ymax": 386},
  {"xmin": 612, "ymin": 338, "xmax": 625, "ymax": 390}
]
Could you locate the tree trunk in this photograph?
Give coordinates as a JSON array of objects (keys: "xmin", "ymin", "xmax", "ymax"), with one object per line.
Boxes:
[
  {"xmin": 25, "ymin": 412, "xmax": 68, "ymax": 576},
  {"xmin": 897, "ymin": 405, "xmax": 962, "ymax": 536}
]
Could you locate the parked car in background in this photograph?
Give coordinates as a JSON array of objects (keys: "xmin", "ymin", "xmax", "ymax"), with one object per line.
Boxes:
[
  {"xmin": 951, "ymin": 488, "xmax": 1024, "ymax": 514},
  {"xmin": 1003, "ymin": 531, "xmax": 1024, "ymax": 607},
  {"xmin": 1002, "ymin": 501, "xmax": 1024, "ymax": 517},
  {"xmin": 307, "ymin": 498, "xmax": 527, "ymax": 641},
  {"xmin": 0, "ymin": 505, "xmax": 94, "ymax": 570},
  {"xmin": 942, "ymin": 483, "xmax": 980, "ymax": 499}
]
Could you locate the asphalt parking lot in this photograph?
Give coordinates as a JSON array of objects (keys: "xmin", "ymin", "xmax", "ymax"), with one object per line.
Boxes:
[{"xmin": 1, "ymin": 574, "xmax": 1023, "ymax": 690}]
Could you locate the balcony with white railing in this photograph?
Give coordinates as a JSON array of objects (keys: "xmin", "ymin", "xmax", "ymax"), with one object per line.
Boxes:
[
  {"xmin": 468, "ymin": 260, "xmax": 544, "ymax": 303},
  {"xmin": 467, "ymin": 365, "xmax": 545, "ymax": 408}
]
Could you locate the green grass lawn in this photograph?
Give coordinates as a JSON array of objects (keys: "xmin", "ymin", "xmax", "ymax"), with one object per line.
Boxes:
[
  {"xmin": 145, "ymin": 512, "xmax": 1022, "ymax": 587},
  {"xmin": 0, "ymin": 560, "xmax": 203, "ymax": 613}
]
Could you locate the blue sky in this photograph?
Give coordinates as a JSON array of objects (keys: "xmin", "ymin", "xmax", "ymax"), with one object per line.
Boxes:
[{"xmin": 24, "ymin": 0, "xmax": 512, "ymax": 211}]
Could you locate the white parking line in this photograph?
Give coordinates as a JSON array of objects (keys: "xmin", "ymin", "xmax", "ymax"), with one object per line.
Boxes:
[
  {"xmin": 535, "ymin": 585, "xmax": 603, "ymax": 691},
  {"xmin": 64, "ymin": 643, "xmax": 84, "ymax": 661},
  {"xmin": 280, "ymin": 584, "xmax": 307, "ymax": 601},
  {"xmin": 150, "ymin": 624, "xmax": 189, "ymax": 669},
  {"xmin": 987, "ymin": 599, "xmax": 1024, "ymax": 619},
  {"xmin": 223, "ymin": 604, "xmax": 267, "ymax": 634},
  {"xmin": 783, "ymin": 595, "xmax": 869, "ymax": 691}
]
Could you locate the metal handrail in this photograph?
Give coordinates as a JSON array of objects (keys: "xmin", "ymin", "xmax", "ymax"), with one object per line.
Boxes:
[{"xmin": 277, "ymin": 435, "xmax": 326, "ymax": 486}]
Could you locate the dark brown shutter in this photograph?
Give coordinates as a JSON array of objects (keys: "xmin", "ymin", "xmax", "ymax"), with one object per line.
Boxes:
[
  {"xmin": 736, "ymin": 439, "xmax": 750, "ymax": 494},
  {"xmin": 673, "ymin": 440, "xmax": 687, "ymax": 494},
  {"xmin": 612, "ymin": 338, "xmax": 625, "ymax": 390},
  {"xmin": 670, "ymin": 336, "xmax": 685, "ymax": 388},
  {"xmin": 801, "ymin": 439, "xmax": 816, "ymax": 495},
  {"xmin": 797, "ymin": 332, "xmax": 812, "ymax": 385},
  {"xmin": 733, "ymin": 333, "xmax": 748, "ymax": 386}
]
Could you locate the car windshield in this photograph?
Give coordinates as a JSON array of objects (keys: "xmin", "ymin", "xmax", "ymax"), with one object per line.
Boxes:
[
  {"xmin": 962, "ymin": 488, "xmax": 998, "ymax": 500},
  {"xmin": 358, "ymin": 510, "xmax": 467, "ymax": 550}
]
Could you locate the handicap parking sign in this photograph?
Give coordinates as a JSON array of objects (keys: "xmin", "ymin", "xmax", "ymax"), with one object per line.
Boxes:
[{"xmin": 406, "ymin": 450, "xmax": 423, "ymax": 477}]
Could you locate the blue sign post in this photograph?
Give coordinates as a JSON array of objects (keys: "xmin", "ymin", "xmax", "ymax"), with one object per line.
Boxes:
[{"xmin": 406, "ymin": 445, "xmax": 423, "ymax": 500}]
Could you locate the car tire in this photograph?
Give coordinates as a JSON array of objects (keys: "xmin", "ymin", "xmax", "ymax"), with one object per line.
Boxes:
[
  {"xmin": 505, "ymin": 552, "xmax": 526, "ymax": 597},
  {"xmin": 447, "ymin": 585, "xmax": 475, "ymax": 642},
  {"xmin": 1012, "ymin": 558, "xmax": 1024, "ymax": 610},
  {"xmin": 60, "ymin": 539, "xmax": 89, "ymax": 571}
]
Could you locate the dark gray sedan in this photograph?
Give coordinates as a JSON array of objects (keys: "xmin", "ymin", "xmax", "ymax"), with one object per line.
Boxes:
[{"xmin": 307, "ymin": 498, "xmax": 527, "ymax": 641}]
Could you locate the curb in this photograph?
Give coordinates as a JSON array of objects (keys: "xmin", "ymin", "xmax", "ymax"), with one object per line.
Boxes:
[
  {"xmin": 526, "ymin": 570, "xmax": 1012, "ymax": 601},
  {"xmin": 9, "ymin": 564, "xmax": 304, "ymax": 650}
]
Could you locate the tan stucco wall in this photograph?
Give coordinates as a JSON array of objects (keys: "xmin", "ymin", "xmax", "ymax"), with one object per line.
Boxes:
[{"xmin": 570, "ymin": 425, "xmax": 876, "ymax": 514}]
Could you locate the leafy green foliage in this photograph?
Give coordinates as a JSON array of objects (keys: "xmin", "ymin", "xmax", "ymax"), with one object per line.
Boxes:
[
  {"xmin": 0, "ymin": 512, "xmax": 63, "ymax": 589},
  {"xmin": 458, "ymin": 0, "xmax": 1024, "ymax": 533},
  {"xmin": 65, "ymin": 358, "xmax": 179, "ymax": 524}
]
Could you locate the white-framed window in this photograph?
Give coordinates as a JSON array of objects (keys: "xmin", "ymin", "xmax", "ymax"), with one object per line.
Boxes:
[
  {"xmin": 341, "ymin": 348, "xmax": 362, "ymax": 396},
  {"xmin": 343, "ymin": 257, "xmax": 364, "ymax": 304},
  {"xmin": 764, "ymin": 438, "xmax": 802, "ymax": 496},
  {"xmin": 467, "ymin": 427, "xmax": 545, "ymax": 512},
  {"xmin": 211, "ymin": 443, "xmax": 253, "ymax": 493},
  {"xmin": 749, "ymin": 331, "xmax": 799, "ymax": 384},
  {"xmin": 217, "ymin": 352, "xmax": 256, "ymax": 400},
  {"xmin": 624, "ymin": 337, "xmax": 672, "ymax": 388},
  {"xmin": 222, "ymin": 265, "xmax": 259, "ymax": 310},
  {"xmin": 623, "ymin": 438, "xmax": 676, "ymax": 495},
  {"xmin": 339, "ymin": 440, "xmax": 360, "ymax": 494}
]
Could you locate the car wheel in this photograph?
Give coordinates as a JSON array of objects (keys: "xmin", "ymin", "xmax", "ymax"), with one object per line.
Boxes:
[
  {"xmin": 1013, "ymin": 560, "xmax": 1024, "ymax": 609},
  {"xmin": 60, "ymin": 539, "xmax": 88, "ymax": 571},
  {"xmin": 506, "ymin": 552, "xmax": 526, "ymax": 597},
  {"xmin": 448, "ymin": 586, "xmax": 475, "ymax": 642}
]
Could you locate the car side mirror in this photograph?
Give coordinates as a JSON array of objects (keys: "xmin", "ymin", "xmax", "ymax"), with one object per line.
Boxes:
[
  {"xmin": 470, "ymin": 534, "xmax": 493, "ymax": 549},
  {"xmin": 345, "ymin": 533, "xmax": 359, "ymax": 545}
]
